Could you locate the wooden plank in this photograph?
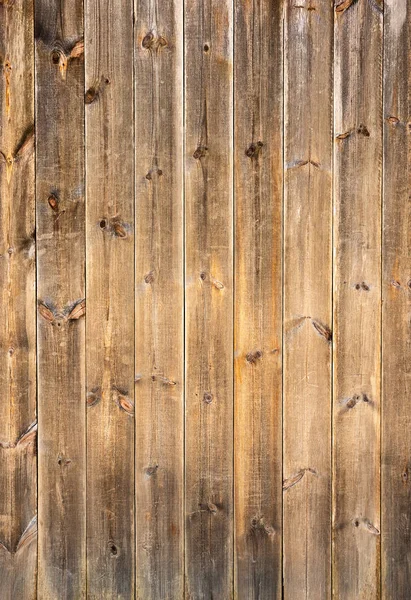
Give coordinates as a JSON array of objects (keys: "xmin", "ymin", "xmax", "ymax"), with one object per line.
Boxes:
[
  {"xmin": 35, "ymin": 2, "xmax": 86, "ymax": 598},
  {"xmin": 85, "ymin": 1, "xmax": 135, "ymax": 598},
  {"xmin": 233, "ymin": 1, "xmax": 283, "ymax": 598},
  {"xmin": 333, "ymin": 0, "xmax": 383, "ymax": 596},
  {"xmin": 0, "ymin": 1, "xmax": 36, "ymax": 598},
  {"xmin": 283, "ymin": 1, "xmax": 333, "ymax": 597},
  {"xmin": 184, "ymin": 0, "xmax": 233, "ymax": 597},
  {"xmin": 381, "ymin": 1, "xmax": 410, "ymax": 597},
  {"xmin": 134, "ymin": 1, "xmax": 184, "ymax": 598}
]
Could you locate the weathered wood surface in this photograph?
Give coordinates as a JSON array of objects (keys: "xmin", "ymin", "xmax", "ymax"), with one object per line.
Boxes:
[
  {"xmin": 85, "ymin": 0, "xmax": 135, "ymax": 598},
  {"xmin": 333, "ymin": 0, "xmax": 383, "ymax": 597},
  {"xmin": 283, "ymin": 1, "xmax": 333, "ymax": 598},
  {"xmin": 35, "ymin": 1, "xmax": 86, "ymax": 598},
  {"xmin": 184, "ymin": 0, "xmax": 234, "ymax": 597},
  {"xmin": 134, "ymin": 1, "xmax": 184, "ymax": 598},
  {"xmin": 0, "ymin": 1, "xmax": 36, "ymax": 598},
  {"xmin": 234, "ymin": 1, "xmax": 283, "ymax": 598},
  {"xmin": 1, "ymin": 1, "xmax": 411, "ymax": 598},
  {"xmin": 382, "ymin": 1, "xmax": 410, "ymax": 598}
]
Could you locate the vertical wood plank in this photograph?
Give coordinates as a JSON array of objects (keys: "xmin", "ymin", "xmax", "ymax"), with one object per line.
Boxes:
[
  {"xmin": 134, "ymin": 1, "xmax": 184, "ymax": 598},
  {"xmin": 333, "ymin": 0, "xmax": 383, "ymax": 596},
  {"xmin": 234, "ymin": 1, "xmax": 283, "ymax": 598},
  {"xmin": 0, "ymin": 1, "xmax": 36, "ymax": 597},
  {"xmin": 85, "ymin": 1, "xmax": 135, "ymax": 598},
  {"xmin": 35, "ymin": 2, "xmax": 86, "ymax": 597},
  {"xmin": 382, "ymin": 1, "xmax": 410, "ymax": 597},
  {"xmin": 283, "ymin": 1, "xmax": 333, "ymax": 597},
  {"xmin": 185, "ymin": 0, "xmax": 234, "ymax": 597}
]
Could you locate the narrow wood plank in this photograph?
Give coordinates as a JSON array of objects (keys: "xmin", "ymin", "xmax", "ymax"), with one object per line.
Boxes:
[
  {"xmin": 185, "ymin": 0, "xmax": 234, "ymax": 597},
  {"xmin": 0, "ymin": 1, "xmax": 36, "ymax": 597},
  {"xmin": 35, "ymin": 2, "xmax": 86, "ymax": 597},
  {"xmin": 85, "ymin": 1, "xmax": 135, "ymax": 598},
  {"xmin": 382, "ymin": 1, "xmax": 411, "ymax": 597},
  {"xmin": 233, "ymin": 1, "xmax": 283, "ymax": 598},
  {"xmin": 333, "ymin": 0, "xmax": 383, "ymax": 596},
  {"xmin": 134, "ymin": 1, "xmax": 184, "ymax": 598},
  {"xmin": 283, "ymin": 1, "xmax": 333, "ymax": 597}
]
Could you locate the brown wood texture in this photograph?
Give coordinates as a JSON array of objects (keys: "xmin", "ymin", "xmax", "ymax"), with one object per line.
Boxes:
[
  {"xmin": 0, "ymin": 1, "xmax": 36, "ymax": 598},
  {"xmin": 35, "ymin": 1, "xmax": 86, "ymax": 598},
  {"xmin": 333, "ymin": 0, "xmax": 383, "ymax": 597},
  {"xmin": 283, "ymin": 1, "xmax": 333, "ymax": 598},
  {"xmin": 85, "ymin": 0, "xmax": 135, "ymax": 598},
  {"xmin": 134, "ymin": 1, "xmax": 184, "ymax": 598},
  {"xmin": 1, "ymin": 1, "xmax": 410, "ymax": 598},
  {"xmin": 382, "ymin": 1, "xmax": 410, "ymax": 598},
  {"xmin": 234, "ymin": 1, "xmax": 283, "ymax": 598},
  {"xmin": 184, "ymin": 0, "xmax": 234, "ymax": 597}
]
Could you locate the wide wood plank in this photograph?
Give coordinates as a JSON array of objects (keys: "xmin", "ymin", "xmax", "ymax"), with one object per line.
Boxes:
[
  {"xmin": 382, "ymin": 1, "xmax": 410, "ymax": 597},
  {"xmin": 85, "ymin": 1, "xmax": 135, "ymax": 598},
  {"xmin": 234, "ymin": 1, "xmax": 283, "ymax": 598},
  {"xmin": 35, "ymin": 2, "xmax": 86, "ymax": 597},
  {"xmin": 185, "ymin": 0, "xmax": 234, "ymax": 597},
  {"xmin": 0, "ymin": 1, "xmax": 36, "ymax": 597},
  {"xmin": 134, "ymin": 1, "xmax": 184, "ymax": 598},
  {"xmin": 283, "ymin": 1, "xmax": 333, "ymax": 598},
  {"xmin": 333, "ymin": 0, "xmax": 383, "ymax": 596}
]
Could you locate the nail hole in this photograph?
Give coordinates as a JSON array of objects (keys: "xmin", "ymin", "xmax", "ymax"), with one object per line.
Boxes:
[
  {"xmin": 100, "ymin": 219, "xmax": 106, "ymax": 229},
  {"xmin": 204, "ymin": 44, "xmax": 209, "ymax": 52}
]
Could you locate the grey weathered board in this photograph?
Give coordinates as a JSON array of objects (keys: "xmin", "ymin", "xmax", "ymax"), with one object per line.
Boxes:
[{"xmin": 0, "ymin": 0, "xmax": 409, "ymax": 598}]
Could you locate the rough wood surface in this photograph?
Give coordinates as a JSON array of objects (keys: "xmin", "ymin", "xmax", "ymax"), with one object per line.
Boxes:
[
  {"xmin": 283, "ymin": 1, "xmax": 333, "ymax": 598},
  {"xmin": 382, "ymin": 1, "xmax": 410, "ymax": 598},
  {"xmin": 35, "ymin": 1, "xmax": 86, "ymax": 598},
  {"xmin": 85, "ymin": 0, "xmax": 135, "ymax": 598},
  {"xmin": 333, "ymin": 0, "xmax": 383, "ymax": 597},
  {"xmin": 234, "ymin": 1, "xmax": 283, "ymax": 598},
  {"xmin": 0, "ymin": 1, "xmax": 36, "ymax": 597},
  {"xmin": 134, "ymin": 1, "xmax": 184, "ymax": 598},
  {"xmin": 1, "ymin": 2, "xmax": 411, "ymax": 598},
  {"xmin": 184, "ymin": 0, "xmax": 234, "ymax": 597}
]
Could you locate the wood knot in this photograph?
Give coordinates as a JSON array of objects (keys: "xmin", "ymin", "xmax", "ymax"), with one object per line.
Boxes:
[
  {"xmin": 193, "ymin": 146, "xmax": 208, "ymax": 159},
  {"xmin": 57, "ymin": 455, "xmax": 71, "ymax": 467},
  {"xmin": 113, "ymin": 386, "xmax": 134, "ymax": 416},
  {"xmin": 38, "ymin": 299, "xmax": 86, "ymax": 325},
  {"xmin": 100, "ymin": 216, "xmax": 129, "ymax": 238},
  {"xmin": 85, "ymin": 87, "xmax": 97, "ymax": 104},
  {"xmin": 246, "ymin": 350, "xmax": 262, "ymax": 364},
  {"xmin": 142, "ymin": 31, "xmax": 167, "ymax": 50},
  {"xmin": 311, "ymin": 318, "xmax": 332, "ymax": 342},
  {"xmin": 108, "ymin": 541, "xmax": 119, "ymax": 557},
  {"xmin": 357, "ymin": 124, "xmax": 370, "ymax": 137},
  {"xmin": 355, "ymin": 281, "xmax": 370, "ymax": 291},
  {"xmin": 144, "ymin": 271, "xmax": 155, "ymax": 284},
  {"xmin": 245, "ymin": 141, "xmax": 263, "ymax": 158},
  {"xmin": 145, "ymin": 464, "xmax": 158, "ymax": 477},
  {"xmin": 203, "ymin": 392, "xmax": 213, "ymax": 404},
  {"xmin": 48, "ymin": 194, "xmax": 59, "ymax": 211},
  {"xmin": 87, "ymin": 387, "xmax": 101, "ymax": 407}
]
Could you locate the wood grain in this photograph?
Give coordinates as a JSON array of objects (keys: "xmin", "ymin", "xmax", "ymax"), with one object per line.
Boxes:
[
  {"xmin": 185, "ymin": 0, "xmax": 234, "ymax": 597},
  {"xmin": 85, "ymin": 0, "xmax": 135, "ymax": 598},
  {"xmin": 283, "ymin": 1, "xmax": 333, "ymax": 597},
  {"xmin": 0, "ymin": 1, "xmax": 36, "ymax": 597},
  {"xmin": 234, "ymin": 1, "xmax": 283, "ymax": 598},
  {"xmin": 333, "ymin": 0, "xmax": 383, "ymax": 596},
  {"xmin": 382, "ymin": 1, "xmax": 410, "ymax": 597},
  {"xmin": 35, "ymin": 1, "xmax": 86, "ymax": 597},
  {"xmin": 134, "ymin": 1, "xmax": 184, "ymax": 598}
]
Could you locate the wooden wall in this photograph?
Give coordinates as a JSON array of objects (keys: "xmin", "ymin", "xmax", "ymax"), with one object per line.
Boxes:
[{"xmin": 0, "ymin": 0, "xmax": 409, "ymax": 598}]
